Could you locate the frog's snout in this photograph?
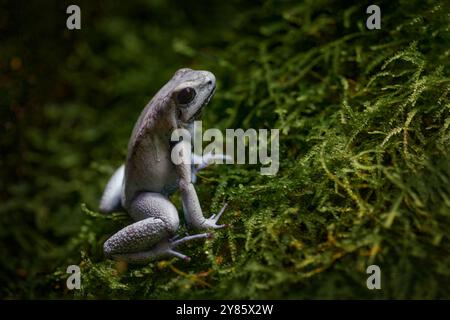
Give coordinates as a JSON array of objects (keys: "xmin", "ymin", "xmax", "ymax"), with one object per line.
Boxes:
[{"xmin": 202, "ymin": 71, "xmax": 216, "ymax": 89}]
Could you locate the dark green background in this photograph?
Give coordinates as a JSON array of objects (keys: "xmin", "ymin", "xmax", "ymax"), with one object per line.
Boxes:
[{"xmin": 1, "ymin": 0, "xmax": 449, "ymax": 299}]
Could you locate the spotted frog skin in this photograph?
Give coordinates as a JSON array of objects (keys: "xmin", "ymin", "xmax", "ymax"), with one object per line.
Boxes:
[{"xmin": 99, "ymin": 68, "xmax": 228, "ymax": 263}]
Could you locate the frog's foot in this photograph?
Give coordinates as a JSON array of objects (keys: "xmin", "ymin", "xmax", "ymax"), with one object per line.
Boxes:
[
  {"xmin": 168, "ymin": 232, "xmax": 213, "ymax": 261},
  {"xmin": 202, "ymin": 203, "xmax": 229, "ymax": 229},
  {"xmin": 191, "ymin": 153, "xmax": 231, "ymax": 183},
  {"xmin": 99, "ymin": 164, "xmax": 125, "ymax": 213},
  {"xmin": 110, "ymin": 232, "xmax": 212, "ymax": 264}
]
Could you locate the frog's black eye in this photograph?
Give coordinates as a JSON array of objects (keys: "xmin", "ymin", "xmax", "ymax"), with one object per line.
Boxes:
[{"xmin": 176, "ymin": 87, "xmax": 196, "ymax": 105}]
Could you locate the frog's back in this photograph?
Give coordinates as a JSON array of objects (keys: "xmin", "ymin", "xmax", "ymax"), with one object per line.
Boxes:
[{"xmin": 122, "ymin": 81, "xmax": 179, "ymax": 208}]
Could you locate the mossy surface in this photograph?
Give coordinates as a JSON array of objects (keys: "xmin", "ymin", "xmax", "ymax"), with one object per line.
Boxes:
[{"xmin": 1, "ymin": 0, "xmax": 449, "ymax": 299}]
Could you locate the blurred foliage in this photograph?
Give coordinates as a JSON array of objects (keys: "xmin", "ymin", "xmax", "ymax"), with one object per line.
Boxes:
[{"xmin": 1, "ymin": 0, "xmax": 449, "ymax": 299}]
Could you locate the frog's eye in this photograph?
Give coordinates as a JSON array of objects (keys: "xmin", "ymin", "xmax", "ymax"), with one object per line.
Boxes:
[{"xmin": 176, "ymin": 87, "xmax": 196, "ymax": 105}]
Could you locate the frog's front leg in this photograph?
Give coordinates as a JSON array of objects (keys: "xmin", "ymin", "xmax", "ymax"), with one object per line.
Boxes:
[
  {"xmin": 103, "ymin": 192, "xmax": 211, "ymax": 263},
  {"xmin": 191, "ymin": 153, "xmax": 231, "ymax": 183},
  {"xmin": 178, "ymin": 142, "xmax": 228, "ymax": 230}
]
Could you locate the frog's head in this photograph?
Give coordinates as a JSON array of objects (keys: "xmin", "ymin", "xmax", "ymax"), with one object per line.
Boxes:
[{"xmin": 169, "ymin": 68, "xmax": 216, "ymax": 125}]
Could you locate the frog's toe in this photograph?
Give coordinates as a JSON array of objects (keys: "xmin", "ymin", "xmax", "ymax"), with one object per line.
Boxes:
[
  {"xmin": 166, "ymin": 233, "xmax": 214, "ymax": 262},
  {"xmin": 167, "ymin": 249, "xmax": 191, "ymax": 262},
  {"xmin": 170, "ymin": 232, "xmax": 212, "ymax": 248},
  {"xmin": 208, "ymin": 203, "xmax": 228, "ymax": 223},
  {"xmin": 210, "ymin": 222, "xmax": 230, "ymax": 229}
]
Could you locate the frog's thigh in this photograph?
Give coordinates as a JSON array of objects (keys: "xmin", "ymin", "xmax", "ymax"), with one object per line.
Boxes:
[
  {"xmin": 104, "ymin": 192, "xmax": 179, "ymax": 256},
  {"xmin": 129, "ymin": 192, "xmax": 179, "ymax": 226}
]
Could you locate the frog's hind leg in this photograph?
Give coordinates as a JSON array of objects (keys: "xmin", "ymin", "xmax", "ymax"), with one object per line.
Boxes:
[
  {"xmin": 99, "ymin": 164, "xmax": 124, "ymax": 213},
  {"xmin": 107, "ymin": 232, "xmax": 212, "ymax": 264},
  {"xmin": 104, "ymin": 192, "xmax": 211, "ymax": 264}
]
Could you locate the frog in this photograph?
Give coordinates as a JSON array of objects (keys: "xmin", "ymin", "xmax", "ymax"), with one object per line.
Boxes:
[{"xmin": 99, "ymin": 68, "xmax": 228, "ymax": 264}]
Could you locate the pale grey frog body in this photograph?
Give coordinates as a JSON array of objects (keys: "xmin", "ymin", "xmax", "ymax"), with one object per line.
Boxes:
[{"xmin": 99, "ymin": 68, "xmax": 228, "ymax": 263}]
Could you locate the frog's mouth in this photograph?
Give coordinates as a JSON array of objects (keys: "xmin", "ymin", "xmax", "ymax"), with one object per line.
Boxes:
[{"xmin": 191, "ymin": 86, "xmax": 215, "ymax": 120}]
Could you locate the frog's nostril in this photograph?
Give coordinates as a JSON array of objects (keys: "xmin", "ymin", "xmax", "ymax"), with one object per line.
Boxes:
[{"xmin": 203, "ymin": 71, "xmax": 216, "ymax": 87}]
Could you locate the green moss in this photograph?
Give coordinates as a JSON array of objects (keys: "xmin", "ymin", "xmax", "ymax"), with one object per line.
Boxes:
[{"xmin": 1, "ymin": 0, "xmax": 449, "ymax": 299}]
